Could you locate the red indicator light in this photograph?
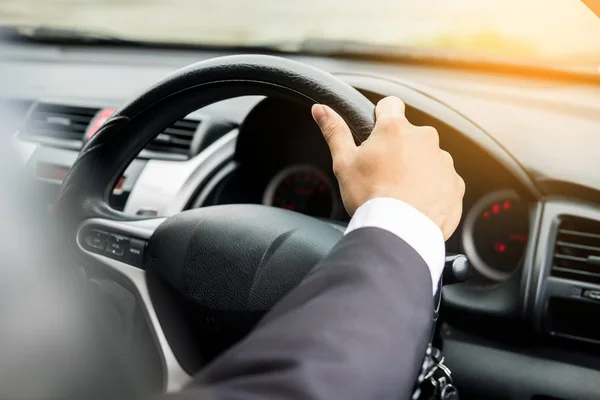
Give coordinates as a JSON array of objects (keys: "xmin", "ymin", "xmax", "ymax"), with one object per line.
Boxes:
[
  {"xmin": 494, "ymin": 242, "xmax": 507, "ymax": 253},
  {"xmin": 503, "ymin": 201, "xmax": 511, "ymax": 210},
  {"xmin": 483, "ymin": 211, "xmax": 490, "ymax": 218},
  {"xmin": 284, "ymin": 204, "xmax": 295, "ymax": 211},
  {"xmin": 492, "ymin": 204, "xmax": 501, "ymax": 214},
  {"xmin": 86, "ymin": 108, "xmax": 115, "ymax": 140}
]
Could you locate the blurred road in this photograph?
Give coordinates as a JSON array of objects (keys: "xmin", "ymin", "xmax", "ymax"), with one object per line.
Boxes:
[{"xmin": 1, "ymin": 0, "xmax": 600, "ymax": 62}]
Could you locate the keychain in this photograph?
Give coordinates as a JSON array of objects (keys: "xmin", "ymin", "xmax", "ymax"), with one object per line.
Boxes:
[{"xmin": 412, "ymin": 345, "xmax": 459, "ymax": 400}]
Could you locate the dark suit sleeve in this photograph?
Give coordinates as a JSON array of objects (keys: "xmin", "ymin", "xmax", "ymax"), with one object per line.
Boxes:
[{"xmin": 162, "ymin": 227, "xmax": 434, "ymax": 400}]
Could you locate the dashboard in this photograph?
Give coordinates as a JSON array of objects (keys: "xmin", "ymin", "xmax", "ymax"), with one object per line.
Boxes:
[
  {"xmin": 194, "ymin": 95, "xmax": 533, "ymax": 286},
  {"xmin": 3, "ymin": 39, "xmax": 600, "ymax": 400}
]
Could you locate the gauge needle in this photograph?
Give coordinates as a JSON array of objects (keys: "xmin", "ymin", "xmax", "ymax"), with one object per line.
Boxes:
[{"xmin": 508, "ymin": 234, "xmax": 528, "ymax": 243}]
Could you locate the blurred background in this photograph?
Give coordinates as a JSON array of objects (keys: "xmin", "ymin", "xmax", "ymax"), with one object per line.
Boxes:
[{"xmin": 1, "ymin": 0, "xmax": 600, "ymax": 67}]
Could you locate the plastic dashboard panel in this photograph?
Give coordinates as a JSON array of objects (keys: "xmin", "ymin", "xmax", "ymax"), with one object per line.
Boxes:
[
  {"xmin": 528, "ymin": 200, "xmax": 600, "ymax": 334},
  {"xmin": 444, "ymin": 333, "xmax": 600, "ymax": 400}
]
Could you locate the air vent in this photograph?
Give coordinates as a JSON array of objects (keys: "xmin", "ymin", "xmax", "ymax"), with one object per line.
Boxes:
[
  {"xmin": 23, "ymin": 103, "xmax": 99, "ymax": 142},
  {"xmin": 144, "ymin": 118, "xmax": 200, "ymax": 157},
  {"xmin": 551, "ymin": 217, "xmax": 600, "ymax": 284},
  {"xmin": 19, "ymin": 102, "xmax": 202, "ymax": 160}
]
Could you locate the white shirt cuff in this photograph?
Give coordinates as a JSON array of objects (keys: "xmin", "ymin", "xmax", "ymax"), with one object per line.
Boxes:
[{"xmin": 345, "ymin": 198, "xmax": 445, "ymax": 295}]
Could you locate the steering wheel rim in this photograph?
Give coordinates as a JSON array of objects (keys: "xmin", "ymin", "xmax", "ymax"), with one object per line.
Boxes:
[{"xmin": 56, "ymin": 54, "xmax": 376, "ymax": 228}]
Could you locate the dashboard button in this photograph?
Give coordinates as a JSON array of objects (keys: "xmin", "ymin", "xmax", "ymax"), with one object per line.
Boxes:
[
  {"xmin": 126, "ymin": 238, "xmax": 146, "ymax": 267},
  {"xmin": 583, "ymin": 289, "xmax": 600, "ymax": 301},
  {"xmin": 85, "ymin": 230, "xmax": 108, "ymax": 251},
  {"xmin": 105, "ymin": 234, "xmax": 128, "ymax": 257}
]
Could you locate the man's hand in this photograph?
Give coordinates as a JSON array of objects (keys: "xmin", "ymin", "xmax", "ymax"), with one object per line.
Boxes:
[{"xmin": 311, "ymin": 96, "xmax": 465, "ymax": 240}]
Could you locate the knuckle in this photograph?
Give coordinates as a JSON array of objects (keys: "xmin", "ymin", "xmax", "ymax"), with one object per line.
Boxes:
[
  {"xmin": 377, "ymin": 115, "xmax": 407, "ymax": 132},
  {"xmin": 419, "ymin": 126, "xmax": 440, "ymax": 145},
  {"xmin": 457, "ymin": 176, "xmax": 466, "ymax": 195},
  {"xmin": 377, "ymin": 96, "xmax": 405, "ymax": 108},
  {"xmin": 376, "ymin": 97, "xmax": 389, "ymax": 108},
  {"xmin": 441, "ymin": 150, "xmax": 454, "ymax": 165},
  {"xmin": 394, "ymin": 97, "xmax": 406, "ymax": 109}
]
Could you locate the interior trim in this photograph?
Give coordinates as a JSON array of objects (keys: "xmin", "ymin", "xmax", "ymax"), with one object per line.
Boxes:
[
  {"xmin": 124, "ymin": 130, "xmax": 237, "ymax": 216},
  {"xmin": 529, "ymin": 200, "xmax": 600, "ymax": 330},
  {"xmin": 445, "ymin": 335, "xmax": 600, "ymax": 400},
  {"xmin": 190, "ymin": 160, "xmax": 238, "ymax": 209},
  {"xmin": 75, "ymin": 217, "xmax": 192, "ymax": 392}
]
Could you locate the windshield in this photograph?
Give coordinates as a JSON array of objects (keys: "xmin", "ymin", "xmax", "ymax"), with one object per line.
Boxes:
[{"xmin": 1, "ymin": 0, "xmax": 600, "ymax": 67}]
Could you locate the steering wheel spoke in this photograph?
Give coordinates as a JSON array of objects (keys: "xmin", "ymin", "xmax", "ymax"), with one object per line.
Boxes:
[
  {"xmin": 76, "ymin": 217, "xmax": 162, "ymax": 270},
  {"xmin": 75, "ymin": 217, "xmax": 192, "ymax": 392}
]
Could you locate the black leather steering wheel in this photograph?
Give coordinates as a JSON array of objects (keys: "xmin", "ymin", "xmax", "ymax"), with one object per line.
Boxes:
[
  {"xmin": 57, "ymin": 55, "xmax": 375, "ymax": 227},
  {"xmin": 56, "ymin": 55, "xmax": 379, "ymax": 378}
]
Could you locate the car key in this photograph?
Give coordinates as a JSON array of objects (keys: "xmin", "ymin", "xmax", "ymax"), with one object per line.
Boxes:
[
  {"xmin": 440, "ymin": 383, "xmax": 459, "ymax": 400},
  {"xmin": 412, "ymin": 345, "xmax": 459, "ymax": 400}
]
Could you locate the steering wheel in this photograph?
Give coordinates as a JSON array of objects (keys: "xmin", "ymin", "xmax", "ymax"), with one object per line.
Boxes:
[{"xmin": 56, "ymin": 55, "xmax": 380, "ymax": 390}]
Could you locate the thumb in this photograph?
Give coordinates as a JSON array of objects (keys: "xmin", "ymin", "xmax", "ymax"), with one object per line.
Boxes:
[{"xmin": 311, "ymin": 104, "xmax": 356, "ymax": 161}]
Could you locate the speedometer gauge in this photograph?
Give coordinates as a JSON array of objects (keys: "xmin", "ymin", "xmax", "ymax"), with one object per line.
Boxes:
[
  {"xmin": 263, "ymin": 165, "xmax": 337, "ymax": 218},
  {"xmin": 462, "ymin": 190, "xmax": 529, "ymax": 281}
]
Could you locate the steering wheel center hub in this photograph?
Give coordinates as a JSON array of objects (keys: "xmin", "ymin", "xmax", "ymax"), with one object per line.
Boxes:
[{"xmin": 147, "ymin": 204, "xmax": 342, "ymax": 318}]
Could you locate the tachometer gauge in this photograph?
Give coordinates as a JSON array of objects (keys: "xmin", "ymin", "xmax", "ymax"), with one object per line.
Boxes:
[
  {"xmin": 462, "ymin": 190, "xmax": 529, "ymax": 281},
  {"xmin": 263, "ymin": 165, "xmax": 337, "ymax": 218}
]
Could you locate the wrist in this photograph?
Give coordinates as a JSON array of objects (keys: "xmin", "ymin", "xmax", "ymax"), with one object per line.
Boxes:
[{"xmin": 345, "ymin": 197, "xmax": 446, "ymax": 295}]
